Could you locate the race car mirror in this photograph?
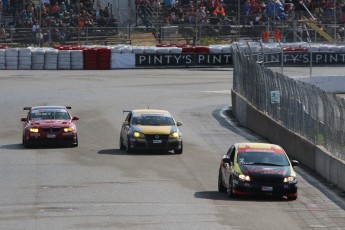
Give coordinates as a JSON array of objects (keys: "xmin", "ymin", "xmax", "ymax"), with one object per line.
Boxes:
[
  {"xmin": 291, "ymin": 160, "xmax": 299, "ymax": 167},
  {"xmin": 176, "ymin": 121, "xmax": 183, "ymax": 126},
  {"xmin": 222, "ymin": 158, "xmax": 230, "ymax": 164},
  {"xmin": 21, "ymin": 118, "xmax": 27, "ymax": 122},
  {"xmin": 72, "ymin": 117, "xmax": 79, "ymax": 121}
]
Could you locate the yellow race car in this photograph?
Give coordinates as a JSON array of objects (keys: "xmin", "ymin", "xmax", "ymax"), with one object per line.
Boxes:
[
  {"xmin": 218, "ymin": 142, "xmax": 299, "ymax": 200},
  {"xmin": 119, "ymin": 109, "xmax": 183, "ymax": 154}
]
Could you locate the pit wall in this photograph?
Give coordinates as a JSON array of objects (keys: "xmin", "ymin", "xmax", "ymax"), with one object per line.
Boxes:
[
  {"xmin": 231, "ymin": 89, "xmax": 345, "ymax": 191},
  {"xmin": 1, "ymin": 42, "xmax": 345, "ymax": 69}
]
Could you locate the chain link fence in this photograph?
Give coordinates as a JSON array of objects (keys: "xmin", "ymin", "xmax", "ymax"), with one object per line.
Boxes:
[
  {"xmin": 232, "ymin": 48, "xmax": 345, "ymax": 160},
  {"xmin": 2, "ymin": 21, "xmax": 345, "ymax": 47}
]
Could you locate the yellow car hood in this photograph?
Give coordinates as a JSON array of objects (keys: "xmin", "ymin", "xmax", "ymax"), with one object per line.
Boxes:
[{"xmin": 137, "ymin": 125, "xmax": 172, "ymax": 135}]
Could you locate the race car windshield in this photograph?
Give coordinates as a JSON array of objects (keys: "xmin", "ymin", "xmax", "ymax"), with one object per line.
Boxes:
[
  {"xmin": 132, "ymin": 115, "xmax": 175, "ymax": 126},
  {"xmin": 30, "ymin": 109, "xmax": 70, "ymax": 120},
  {"xmin": 237, "ymin": 151, "xmax": 289, "ymax": 166}
]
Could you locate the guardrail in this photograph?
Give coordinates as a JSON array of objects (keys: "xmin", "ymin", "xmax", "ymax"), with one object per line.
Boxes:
[{"xmin": 231, "ymin": 46, "xmax": 345, "ymax": 191}]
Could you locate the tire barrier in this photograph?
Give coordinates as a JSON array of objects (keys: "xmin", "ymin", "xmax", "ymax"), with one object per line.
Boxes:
[
  {"xmin": 19, "ymin": 48, "xmax": 32, "ymax": 70},
  {"xmin": 83, "ymin": 48, "xmax": 98, "ymax": 70},
  {"xmin": 97, "ymin": 48, "xmax": 111, "ymax": 70},
  {"xmin": 1, "ymin": 42, "xmax": 345, "ymax": 70},
  {"xmin": 5, "ymin": 48, "xmax": 19, "ymax": 70}
]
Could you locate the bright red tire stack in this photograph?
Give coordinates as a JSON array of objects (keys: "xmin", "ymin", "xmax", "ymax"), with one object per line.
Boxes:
[
  {"xmin": 195, "ymin": 46, "xmax": 210, "ymax": 53},
  {"xmin": 97, "ymin": 48, "xmax": 111, "ymax": 69},
  {"xmin": 181, "ymin": 46, "xmax": 196, "ymax": 53},
  {"xmin": 83, "ymin": 49, "xmax": 98, "ymax": 70}
]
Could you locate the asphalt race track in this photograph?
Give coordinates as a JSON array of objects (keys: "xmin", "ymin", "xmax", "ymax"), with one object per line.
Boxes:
[{"xmin": 0, "ymin": 69, "xmax": 345, "ymax": 230}]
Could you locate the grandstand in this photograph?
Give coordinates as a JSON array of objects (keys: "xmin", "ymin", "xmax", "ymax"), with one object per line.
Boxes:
[{"xmin": 0, "ymin": 0, "xmax": 344, "ymax": 47}]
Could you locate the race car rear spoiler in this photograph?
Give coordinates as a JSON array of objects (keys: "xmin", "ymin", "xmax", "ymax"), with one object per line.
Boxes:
[{"xmin": 23, "ymin": 106, "xmax": 72, "ymax": 110}]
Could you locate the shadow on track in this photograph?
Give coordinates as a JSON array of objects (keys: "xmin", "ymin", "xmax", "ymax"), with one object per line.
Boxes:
[
  {"xmin": 1, "ymin": 143, "xmax": 76, "ymax": 149},
  {"xmin": 195, "ymin": 191, "xmax": 290, "ymax": 202},
  {"xmin": 0, "ymin": 143, "xmax": 23, "ymax": 150},
  {"xmin": 98, "ymin": 149, "xmax": 174, "ymax": 156}
]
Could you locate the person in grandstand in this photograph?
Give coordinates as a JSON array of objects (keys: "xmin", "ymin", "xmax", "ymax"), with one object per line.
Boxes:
[
  {"xmin": 264, "ymin": 0, "xmax": 287, "ymax": 20},
  {"xmin": 196, "ymin": 6, "xmax": 207, "ymax": 24},
  {"xmin": 213, "ymin": 4, "xmax": 225, "ymax": 16}
]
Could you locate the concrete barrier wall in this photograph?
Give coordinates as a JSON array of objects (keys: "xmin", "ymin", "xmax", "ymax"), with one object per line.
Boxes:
[
  {"xmin": 232, "ymin": 89, "xmax": 345, "ymax": 191},
  {"xmin": 316, "ymin": 147, "xmax": 345, "ymax": 189}
]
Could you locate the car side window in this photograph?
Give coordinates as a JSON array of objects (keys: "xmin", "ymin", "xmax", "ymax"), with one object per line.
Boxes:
[
  {"xmin": 226, "ymin": 147, "xmax": 231, "ymax": 157},
  {"xmin": 229, "ymin": 146, "xmax": 235, "ymax": 164},
  {"xmin": 125, "ymin": 113, "xmax": 132, "ymax": 124}
]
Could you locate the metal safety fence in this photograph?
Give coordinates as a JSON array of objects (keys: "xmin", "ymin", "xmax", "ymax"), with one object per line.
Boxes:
[
  {"xmin": 0, "ymin": 26, "xmax": 131, "ymax": 47},
  {"xmin": 232, "ymin": 48, "xmax": 345, "ymax": 160}
]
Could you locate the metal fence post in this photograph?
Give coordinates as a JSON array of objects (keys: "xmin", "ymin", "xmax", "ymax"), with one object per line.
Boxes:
[
  {"xmin": 308, "ymin": 41, "xmax": 312, "ymax": 77},
  {"xmin": 278, "ymin": 40, "xmax": 283, "ymax": 74}
]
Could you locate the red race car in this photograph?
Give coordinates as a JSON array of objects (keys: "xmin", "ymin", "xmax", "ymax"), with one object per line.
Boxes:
[{"xmin": 21, "ymin": 106, "xmax": 79, "ymax": 148}]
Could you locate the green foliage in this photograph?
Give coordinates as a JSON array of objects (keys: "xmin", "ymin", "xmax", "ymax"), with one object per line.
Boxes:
[
  {"xmin": 198, "ymin": 36, "xmax": 218, "ymax": 46},
  {"xmin": 197, "ymin": 36, "xmax": 234, "ymax": 45}
]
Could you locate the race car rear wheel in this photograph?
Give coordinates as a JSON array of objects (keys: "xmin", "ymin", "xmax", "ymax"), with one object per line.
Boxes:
[
  {"xmin": 218, "ymin": 169, "xmax": 226, "ymax": 192},
  {"xmin": 174, "ymin": 142, "xmax": 183, "ymax": 154}
]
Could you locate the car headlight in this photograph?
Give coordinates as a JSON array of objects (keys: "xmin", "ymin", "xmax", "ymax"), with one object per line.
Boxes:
[
  {"xmin": 133, "ymin": 131, "xmax": 145, "ymax": 138},
  {"xmin": 169, "ymin": 132, "xmax": 179, "ymax": 139},
  {"xmin": 29, "ymin": 128, "xmax": 39, "ymax": 133},
  {"xmin": 63, "ymin": 127, "xmax": 75, "ymax": 132},
  {"xmin": 238, "ymin": 174, "xmax": 251, "ymax": 181},
  {"xmin": 283, "ymin": 176, "xmax": 297, "ymax": 183}
]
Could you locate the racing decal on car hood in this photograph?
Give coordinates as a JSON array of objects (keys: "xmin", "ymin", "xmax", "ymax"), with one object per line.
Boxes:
[
  {"xmin": 239, "ymin": 165, "xmax": 290, "ymax": 177},
  {"xmin": 134, "ymin": 125, "xmax": 173, "ymax": 135}
]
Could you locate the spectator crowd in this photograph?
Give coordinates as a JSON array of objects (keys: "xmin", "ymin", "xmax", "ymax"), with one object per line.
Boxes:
[
  {"xmin": 1, "ymin": 0, "xmax": 118, "ymax": 44},
  {"xmin": 137, "ymin": 0, "xmax": 345, "ymax": 41},
  {"xmin": 1, "ymin": 0, "xmax": 345, "ymax": 44}
]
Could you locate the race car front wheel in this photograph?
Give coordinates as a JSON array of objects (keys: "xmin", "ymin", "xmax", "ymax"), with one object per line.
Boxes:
[
  {"xmin": 174, "ymin": 142, "xmax": 183, "ymax": 154},
  {"xmin": 218, "ymin": 169, "xmax": 226, "ymax": 192},
  {"xmin": 125, "ymin": 137, "xmax": 132, "ymax": 153},
  {"xmin": 286, "ymin": 195, "xmax": 298, "ymax": 201},
  {"xmin": 119, "ymin": 136, "xmax": 125, "ymax": 150},
  {"xmin": 71, "ymin": 135, "xmax": 78, "ymax": 147},
  {"xmin": 227, "ymin": 177, "xmax": 236, "ymax": 198},
  {"xmin": 22, "ymin": 135, "xmax": 29, "ymax": 148}
]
